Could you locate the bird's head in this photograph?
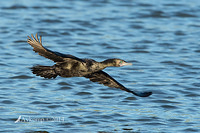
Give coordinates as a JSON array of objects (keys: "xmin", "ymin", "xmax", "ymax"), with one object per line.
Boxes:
[
  {"xmin": 114, "ymin": 59, "xmax": 132, "ymax": 67},
  {"xmin": 103, "ymin": 59, "xmax": 132, "ymax": 67}
]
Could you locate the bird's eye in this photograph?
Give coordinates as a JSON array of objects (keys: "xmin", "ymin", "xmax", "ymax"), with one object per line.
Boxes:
[{"xmin": 120, "ymin": 61, "xmax": 123, "ymax": 64}]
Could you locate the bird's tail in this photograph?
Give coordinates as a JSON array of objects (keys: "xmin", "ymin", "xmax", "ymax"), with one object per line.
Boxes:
[{"xmin": 31, "ymin": 65, "xmax": 57, "ymax": 79}]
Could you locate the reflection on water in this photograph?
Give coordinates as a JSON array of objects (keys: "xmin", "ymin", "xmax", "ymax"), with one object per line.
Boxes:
[{"xmin": 1, "ymin": 0, "xmax": 200, "ymax": 132}]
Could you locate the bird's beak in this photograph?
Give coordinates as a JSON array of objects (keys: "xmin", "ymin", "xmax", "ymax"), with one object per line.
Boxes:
[{"xmin": 120, "ymin": 62, "xmax": 132, "ymax": 66}]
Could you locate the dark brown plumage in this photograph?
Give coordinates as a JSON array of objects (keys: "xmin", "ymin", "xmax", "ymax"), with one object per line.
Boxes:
[{"xmin": 27, "ymin": 33, "xmax": 152, "ymax": 97}]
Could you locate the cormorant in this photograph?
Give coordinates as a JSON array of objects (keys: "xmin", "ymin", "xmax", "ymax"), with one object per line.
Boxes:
[{"xmin": 27, "ymin": 33, "xmax": 152, "ymax": 97}]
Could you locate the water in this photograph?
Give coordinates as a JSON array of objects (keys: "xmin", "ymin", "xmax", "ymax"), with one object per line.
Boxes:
[{"xmin": 1, "ymin": 0, "xmax": 200, "ymax": 132}]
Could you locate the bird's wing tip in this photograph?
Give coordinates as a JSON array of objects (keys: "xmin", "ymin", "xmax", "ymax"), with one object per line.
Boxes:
[{"xmin": 138, "ymin": 91, "xmax": 152, "ymax": 97}]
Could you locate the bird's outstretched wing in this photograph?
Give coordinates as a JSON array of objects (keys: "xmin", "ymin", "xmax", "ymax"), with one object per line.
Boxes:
[
  {"xmin": 27, "ymin": 33, "xmax": 83, "ymax": 62},
  {"xmin": 85, "ymin": 71, "xmax": 152, "ymax": 97}
]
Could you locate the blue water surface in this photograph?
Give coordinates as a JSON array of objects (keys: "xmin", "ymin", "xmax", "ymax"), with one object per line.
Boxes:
[{"xmin": 0, "ymin": 0, "xmax": 200, "ymax": 132}]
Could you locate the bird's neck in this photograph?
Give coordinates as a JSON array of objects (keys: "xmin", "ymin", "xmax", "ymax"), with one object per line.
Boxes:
[
  {"xmin": 99, "ymin": 59, "xmax": 115, "ymax": 68},
  {"xmin": 88, "ymin": 59, "xmax": 114, "ymax": 73}
]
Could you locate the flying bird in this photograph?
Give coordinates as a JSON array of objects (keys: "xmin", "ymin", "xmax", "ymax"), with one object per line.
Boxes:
[{"xmin": 27, "ymin": 33, "xmax": 152, "ymax": 97}]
